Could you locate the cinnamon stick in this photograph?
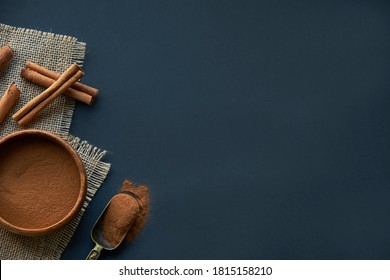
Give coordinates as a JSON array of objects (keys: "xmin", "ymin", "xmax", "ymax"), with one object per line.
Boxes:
[
  {"xmin": 0, "ymin": 45, "xmax": 14, "ymax": 71},
  {"xmin": 0, "ymin": 82, "xmax": 20, "ymax": 123},
  {"xmin": 13, "ymin": 63, "xmax": 84, "ymax": 127},
  {"xmin": 20, "ymin": 68, "xmax": 94, "ymax": 105},
  {"xmin": 13, "ymin": 63, "xmax": 81, "ymax": 121},
  {"xmin": 25, "ymin": 61, "xmax": 99, "ymax": 98}
]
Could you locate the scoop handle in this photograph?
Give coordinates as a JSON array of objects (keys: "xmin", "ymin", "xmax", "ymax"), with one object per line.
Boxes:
[{"xmin": 86, "ymin": 244, "xmax": 103, "ymax": 260}]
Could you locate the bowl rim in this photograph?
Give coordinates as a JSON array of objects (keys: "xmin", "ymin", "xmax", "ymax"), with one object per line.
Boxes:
[{"xmin": 0, "ymin": 129, "xmax": 87, "ymax": 236}]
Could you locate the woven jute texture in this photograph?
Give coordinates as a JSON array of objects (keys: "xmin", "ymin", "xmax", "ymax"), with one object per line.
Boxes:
[{"xmin": 0, "ymin": 23, "xmax": 110, "ymax": 259}]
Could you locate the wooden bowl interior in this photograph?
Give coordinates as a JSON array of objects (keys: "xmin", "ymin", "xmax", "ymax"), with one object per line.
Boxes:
[{"xmin": 0, "ymin": 130, "xmax": 86, "ymax": 236}]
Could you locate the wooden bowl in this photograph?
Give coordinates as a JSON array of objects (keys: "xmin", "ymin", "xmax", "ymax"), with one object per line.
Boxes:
[{"xmin": 0, "ymin": 129, "xmax": 87, "ymax": 236}]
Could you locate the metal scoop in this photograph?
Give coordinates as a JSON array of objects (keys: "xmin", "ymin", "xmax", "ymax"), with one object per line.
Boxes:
[{"xmin": 86, "ymin": 192, "xmax": 140, "ymax": 260}]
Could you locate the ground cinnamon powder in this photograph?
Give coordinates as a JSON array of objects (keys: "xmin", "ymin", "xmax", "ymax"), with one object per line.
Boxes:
[
  {"xmin": 100, "ymin": 193, "xmax": 140, "ymax": 246},
  {"xmin": 101, "ymin": 180, "xmax": 150, "ymax": 246},
  {"xmin": 0, "ymin": 136, "xmax": 81, "ymax": 229},
  {"xmin": 120, "ymin": 180, "xmax": 150, "ymax": 243}
]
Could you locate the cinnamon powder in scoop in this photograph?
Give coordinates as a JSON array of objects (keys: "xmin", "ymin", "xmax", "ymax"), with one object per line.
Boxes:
[
  {"xmin": 100, "ymin": 193, "xmax": 140, "ymax": 246},
  {"xmin": 120, "ymin": 180, "xmax": 150, "ymax": 243},
  {"xmin": 101, "ymin": 180, "xmax": 150, "ymax": 246},
  {"xmin": 0, "ymin": 136, "xmax": 81, "ymax": 229}
]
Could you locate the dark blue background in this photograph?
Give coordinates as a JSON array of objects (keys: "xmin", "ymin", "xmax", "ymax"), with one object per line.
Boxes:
[{"xmin": 2, "ymin": 0, "xmax": 390, "ymax": 259}]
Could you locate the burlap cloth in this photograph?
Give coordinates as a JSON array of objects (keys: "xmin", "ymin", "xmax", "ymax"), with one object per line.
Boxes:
[{"xmin": 0, "ymin": 23, "xmax": 111, "ymax": 259}]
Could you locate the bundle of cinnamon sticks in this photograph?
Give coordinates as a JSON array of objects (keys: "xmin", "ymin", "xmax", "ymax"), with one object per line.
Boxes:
[
  {"xmin": 13, "ymin": 63, "xmax": 84, "ymax": 127},
  {"xmin": 0, "ymin": 44, "xmax": 99, "ymax": 127},
  {"xmin": 20, "ymin": 61, "xmax": 98, "ymax": 105}
]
